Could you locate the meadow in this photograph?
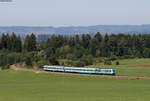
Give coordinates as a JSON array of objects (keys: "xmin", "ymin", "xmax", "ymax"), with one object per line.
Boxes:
[
  {"xmin": 88, "ymin": 58, "xmax": 150, "ymax": 77},
  {"xmin": 0, "ymin": 58, "xmax": 150, "ymax": 101},
  {"xmin": 0, "ymin": 69, "xmax": 150, "ymax": 101}
]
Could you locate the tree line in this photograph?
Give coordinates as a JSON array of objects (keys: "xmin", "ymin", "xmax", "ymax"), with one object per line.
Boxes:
[
  {"xmin": 44, "ymin": 33, "xmax": 150, "ymax": 59},
  {"xmin": 1, "ymin": 32, "xmax": 150, "ymax": 68}
]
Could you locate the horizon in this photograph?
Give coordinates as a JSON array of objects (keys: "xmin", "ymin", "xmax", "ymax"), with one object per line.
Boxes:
[{"xmin": 0, "ymin": 24, "xmax": 150, "ymax": 28}]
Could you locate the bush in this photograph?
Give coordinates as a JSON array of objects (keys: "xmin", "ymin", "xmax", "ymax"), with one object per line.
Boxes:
[
  {"xmin": 94, "ymin": 58, "xmax": 104, "ymax": 63},
  {"xmin": 49, "ymin": 57, "xmax": 59, "ymax": 65},
  {"xmin": 64, "ymin": 60, "xmax": 74, "ymax": 66},
  {"xmin": 1, "ymin": 64, "xmax": 10, "ymax": 70},
  {"xmin": 73, "ymin": 61, "xmax": 85, "ymax": 67},
  {"xmin": 25, "ymin": 57, "xmax": 32, "ymax": 67},
  {"xmin": 110, "ymin": 55, "xmax": 118, "ymax": 61},
  {"xmin": 0, "ymin": 52, "xmax": 23, "ymax": 67},
  {"xmin": 116, "ymin": 61, "xmax": 120, "ymax": 65},
  {"xmin": 66, "ymin": 54, "xmax": 76, "ymax": 60},
  {"xmin": 80, "ymin": 57, "xmax": 93, "ymax": 66},
  {"xmin": 36, "ymin": 60, "xmax": 50, "ymax": 68},
  {"xmin": 64, "ymin": 60, "xmax": 85, "ymax": 67},
  {"xmin": 104, "ymin": 60, "xmax": 112, "ymax": 65},
  {"xmin": 121, "ymin": 55, "xmax": 135, "ymax": 59}
]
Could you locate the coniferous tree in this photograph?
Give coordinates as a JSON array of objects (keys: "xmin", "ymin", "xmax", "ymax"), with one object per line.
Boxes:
[{"xmin": 24, "ymin": 33, "xmax": 37, "ymax": 52}]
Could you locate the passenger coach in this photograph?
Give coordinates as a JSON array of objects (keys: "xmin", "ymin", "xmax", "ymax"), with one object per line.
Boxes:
[{"xmin": 43, "ymin": 65, "xmax": 116, "ymax": 75}]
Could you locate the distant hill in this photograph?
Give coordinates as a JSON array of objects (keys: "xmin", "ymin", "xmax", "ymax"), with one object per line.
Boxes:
[{"xmin": 0, "ymin": 25, "xmax": 150, "ymax": 36}]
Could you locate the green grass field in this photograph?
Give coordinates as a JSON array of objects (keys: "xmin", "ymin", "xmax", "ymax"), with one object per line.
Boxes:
[
  {"xmin": 0, "ymin": 70, "xmax": 150, "ymax": 101},
  {"xmin": 0, "ymin": 58, "xmax": 150, "ymax": 101},
  {"xmin": 88, "ymin": 58, "xmax": 150, "ymax": 76}
]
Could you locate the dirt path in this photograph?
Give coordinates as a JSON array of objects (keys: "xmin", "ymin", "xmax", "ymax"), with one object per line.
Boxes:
[
  {"xmin": 10, "ymin": 63, "xmax": 47, "ymax": 73},
  {"xmin": 130, "ymin": 64, "xmax": 150, "ymax": 68}
]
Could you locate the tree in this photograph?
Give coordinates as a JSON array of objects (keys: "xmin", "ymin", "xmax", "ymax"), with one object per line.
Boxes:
[
  {"xmin": 81, "ymin": 34, "xmax": 91, "ymax": 49},
  {"xmin": 57, "ymin": 45, "xmax": 71, "ymax": 58},
  {"xmin": 143, "ymin": 48, "xmax": 150, "ymax": 58},
  {"xmin": 49, "ymin": 57, "xmax": 59, "ymax": 65},
  {"xmin": 10, "ymin": 33, "xmax": 22, "ymax": 52},
  {"xmin": 1, "ymin": 34, "xmax": 9, "ymax": 49},
  {"xmin": 25, "ymin": 56, "xmax": 32, "ymax": 67},
  {"xmin": 24, "ymin": 33, "xmax": 37, "ymax": 52},
  {"xmin": 100, "ymin": 34, "xmax": 111, "ymax": 57},
  {"xmin": 90, "ymin": 32, "xmax": 103, "ymax": 56},
  {"xmin": 0, "ymin": 33, "xmax": 22, "ymax": 52},
  {"xmin": 116, "ymin": 61, "xmax": 120, "ymax": 65}
]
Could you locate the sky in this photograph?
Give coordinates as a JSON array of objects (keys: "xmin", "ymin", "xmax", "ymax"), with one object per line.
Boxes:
[{"xmin": 0, "ymin": 0, "xmax": 150, "ymax": 26}]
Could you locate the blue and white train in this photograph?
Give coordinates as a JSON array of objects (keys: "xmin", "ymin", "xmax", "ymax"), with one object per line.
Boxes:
[{"xmin": 43, "ymin": 65, "xmax": 116, "ymax": 75}]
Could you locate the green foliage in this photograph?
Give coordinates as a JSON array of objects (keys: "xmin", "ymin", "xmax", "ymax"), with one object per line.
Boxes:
[
  {"xmin": 56, "ymin": 45, "xmax": 71, "ymax": 58},
  {"xmin": 65, "ymin": 60, "xmax": 85, "ymax": 67},
  {"xmin": 64, "ymin": 60, "xmax": 73, "ymax": 66},
  {"xmin": 1, "ymin": 32, "xmax": 150, "ymax": 68},
  {"xmin": 81, "ymin": 34, "xmax": 91, "ymax": 48},
  {"xmin": 66, "ymin": 54, "xmax": 76, "ymax": 60},
  {"xmin": 0, "ymin": 52, "xmax": 23, "ymax": 67},
  {"xmin": 143, "ymin": 48, "xmax": 150, "ymax": 58},
  {"xmin": 80, "ymin": 55, "xmax": 93, "ymax": 66},
  {"xmin": 0, "ymin": 33, "xmax": 22, "ymax": 52},
  {"xmin": 73, "ymin": 61, "xmax": 85, "ymax": 67},
  {"xmin": 24, "ymin": 33, "xmax": 37, "ymax": 52},
  {"xmin": 116, "ymin": 61, "xmax": 120, "ymax": 65},
  {"xmin": 25, "ymin": 56, "xmax": 32, "ymax": 67},
  {"xmin": 1, "ymin": 64, "xmax": 10, "ymax": 70},
  {"xmin": 104, "ymin": 60, "xmax": 112, "ymax": 65},
  {"xmin": 64, "ymin": 56, "xmax": 93, "ymax": 67},
  {"xmin": 93, "ymin": 58, "xmax": 105, "ymax": 64},
  {"xmin": 110, "ymin": 55, "xmax": 118, "ymax": 61},
  {"xmin": 36, "ymin": 60, "xmax": 50, "ymax": 68},
  {"xmin": 49, "ymin": 57, "xmax": 59, "ymax": 65}
]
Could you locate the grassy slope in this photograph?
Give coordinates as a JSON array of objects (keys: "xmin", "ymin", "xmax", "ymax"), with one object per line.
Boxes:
[
  {"xmin": 0, "ymin": 70, "xmax": 150, "ymax": 101},
  {"xmin": 88, "ymin": 58, "xmax": 150, "ymax": 76}
]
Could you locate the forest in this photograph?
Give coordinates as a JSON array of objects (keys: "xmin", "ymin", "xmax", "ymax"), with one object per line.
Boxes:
[{"xmin": 0, "ymin": 32, "xmax": 150, "ymax": 69}]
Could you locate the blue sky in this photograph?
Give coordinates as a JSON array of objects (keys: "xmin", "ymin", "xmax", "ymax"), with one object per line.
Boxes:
[{"xmin": 0, "ymin": 0, "xmax": 150, "ymax": 26}]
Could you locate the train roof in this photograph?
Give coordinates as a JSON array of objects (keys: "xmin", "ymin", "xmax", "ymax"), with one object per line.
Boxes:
[{"xmin": 43, "ymin": 65, "xmax": 115, "ymax": 70}]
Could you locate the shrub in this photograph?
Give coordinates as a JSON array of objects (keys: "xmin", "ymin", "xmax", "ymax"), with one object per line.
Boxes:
[
  {"xmin": 73, "ymin": 61, "xmax": 85, "ymax": 67},
  {"xmin": 1, "ymin": 64, "xmax": 10, "ymax": 70},
  {"xmin": 25, "ymin": 57, "xmax": 32, "ymax": 67},
  {"xmin": 49, "ymin": 57, "xmax": 59, "ymax": 65},
  {"xmin": 36, "ymin": 60, "xmax": 50, "ymax": 68},
  {"xmin": 95, "ymin": 58, "xmax": 104, "ymax": 63},
  {"xmin": 116, "ymin": 61, "xmax": 120, "ymax": 65},
  {"xmin": 80, "ymin": 57, "xmax": 93, "ymax": 66},
  {"xmin": 64, "ymin": 60, "xmax": 85, "ymax": 67},
  {"xmin": 104, "ymin": 60, "xmax": 112, "ymax": 65},
  {"xmin": 0, "ymin": 52, "xmax": 23, "ymax": 67},
  {"xmin": 66, "ymin": 54, "xmax": 76, "ymax": 60},
  {"xmin": 110, "ymin": 55, "xmax": 118, "ymax": 61},
  {"xmin": 121, "ymin": 55, "xmax": 135, "ymax": 59},
  {"xmin": 64, "ymin": 60, "xmax": 74, "ymax": 66}
]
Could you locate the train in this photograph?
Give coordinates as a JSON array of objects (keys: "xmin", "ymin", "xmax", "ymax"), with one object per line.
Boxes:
[{"xmin": 43, "ymin": 65, "xmax": 116, "ymax": 75}]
